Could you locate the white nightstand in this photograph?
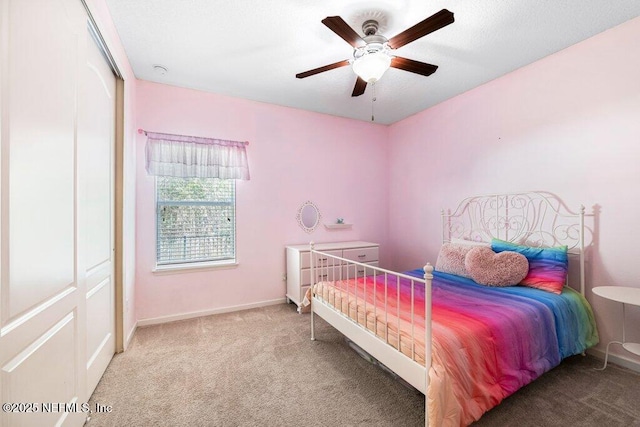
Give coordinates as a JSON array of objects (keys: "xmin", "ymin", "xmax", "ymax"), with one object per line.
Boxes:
[
  {"xmin": 593, "ymin": 286, "xmax": 640, "ymax": 369},
  {"xmin": 285, "ymin": 241, "xmax": 379, "ymax": 312}
]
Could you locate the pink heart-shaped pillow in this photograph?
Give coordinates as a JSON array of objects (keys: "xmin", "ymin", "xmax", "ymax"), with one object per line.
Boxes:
[{"xmin": 464, "ymin": 247, "xmax": 529, "ymax": 287}]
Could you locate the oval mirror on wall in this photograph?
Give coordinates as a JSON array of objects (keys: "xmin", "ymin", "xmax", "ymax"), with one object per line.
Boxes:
[{"xmin": 297, "ymin": 201, "xmax": 321, "ymax": 233}]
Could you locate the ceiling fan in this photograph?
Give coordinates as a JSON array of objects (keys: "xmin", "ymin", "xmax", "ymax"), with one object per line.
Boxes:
[{"xmin": 296, "ymin": 9, "xmax": 454, "ymax": 97}]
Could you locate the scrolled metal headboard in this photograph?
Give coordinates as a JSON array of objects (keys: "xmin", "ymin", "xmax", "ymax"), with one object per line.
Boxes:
[{"xmin": 441, "ymin": 191, "xmax": 590, "ymax": 294}]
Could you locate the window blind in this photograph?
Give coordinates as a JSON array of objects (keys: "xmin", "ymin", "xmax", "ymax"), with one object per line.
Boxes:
[{"xmin": 156, "ymin": 177, "xmax": 235, "ymax": 265}]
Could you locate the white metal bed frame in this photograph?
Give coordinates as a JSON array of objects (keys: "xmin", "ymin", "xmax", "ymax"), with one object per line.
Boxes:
[{"xmin": 309, "ymin": 191, "xmax": 588, "ymax": 427}]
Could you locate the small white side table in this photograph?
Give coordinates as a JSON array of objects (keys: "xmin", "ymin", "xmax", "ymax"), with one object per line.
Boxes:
[{"xmin": 593, "ymin": 286, "xmax": 640, "ymax": 370}]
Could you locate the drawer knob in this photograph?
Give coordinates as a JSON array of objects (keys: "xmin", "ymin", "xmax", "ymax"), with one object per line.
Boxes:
[{"xmin": 358, "ymin": 254, "xmax": 366, "ymax": 258}]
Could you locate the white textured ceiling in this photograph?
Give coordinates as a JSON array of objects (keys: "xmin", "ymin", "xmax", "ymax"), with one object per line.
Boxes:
[{"xmin": 105, "ymin": 0, "xmax": 640, "ymax": 125}]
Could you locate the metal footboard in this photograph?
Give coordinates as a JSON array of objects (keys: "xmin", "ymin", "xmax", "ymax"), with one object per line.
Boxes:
[{"xmin": 309, "ymin": 242, "xmax": 433, "ymax": 425}]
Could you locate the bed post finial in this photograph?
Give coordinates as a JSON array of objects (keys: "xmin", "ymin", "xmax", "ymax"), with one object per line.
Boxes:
[{"xmin": 423, "ymin": 263, "xmax": 434, "ymax": 280}]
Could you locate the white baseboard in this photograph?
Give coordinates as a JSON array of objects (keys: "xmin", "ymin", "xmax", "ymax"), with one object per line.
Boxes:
[
  {"xmin": 137, "ymin": 298, "xmax": 286, "ymax": 327},
  {"xmin": 124, "ymin": 320, "xmax": 138, "ymax": 351},
  {"xmin": 587, "ymin": 347, "xmax": 640, "ymax": 373}
]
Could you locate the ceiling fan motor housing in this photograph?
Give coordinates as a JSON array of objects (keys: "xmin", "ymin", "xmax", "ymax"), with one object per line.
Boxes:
[
  {"xmin": 355, "ymin": 34, "xmax": 389, "ymax": 59},
  {"xmin": 361, "ymin": 20, "xmax": 389, "ymax": 51},
  {"xmin": 362, "ymin": 19, "xmax": 380, "ymax": 36}
]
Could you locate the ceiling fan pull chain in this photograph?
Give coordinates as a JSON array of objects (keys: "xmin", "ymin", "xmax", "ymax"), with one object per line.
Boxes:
[{"xmin": 371, "ymin": 82, "xmax": 377, "ymax": 122}]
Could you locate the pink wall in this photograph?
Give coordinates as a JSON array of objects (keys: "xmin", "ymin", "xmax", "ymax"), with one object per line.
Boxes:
[
  {"xmin": 388, "ymin": 16, "xmax": 640, "ymax": 365},
  {"xmin": 135, "ymin": 81, "xmax": 389, "ymax": 321},
  {"xmin": 87, "ymin": 0, "xmax": 138, "ymax": 347}
]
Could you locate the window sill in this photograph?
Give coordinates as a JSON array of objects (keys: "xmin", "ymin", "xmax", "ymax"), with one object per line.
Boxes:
[{"xmin": 152, "ymin": 260, "xmax": 238, "ymax": 275}]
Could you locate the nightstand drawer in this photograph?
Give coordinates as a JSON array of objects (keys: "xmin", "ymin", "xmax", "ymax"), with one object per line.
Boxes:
[
  {"xmin": 343, "ymin": 261, "xmax": 379, "ymax": 278},
  {"xmin": 301, "ymin": 250, "xmax": 342, "ymax": 269},
  {"xmin": 343, "ymin": 247, "xmax": 379, "ymax": 263},
  {"xmin": 301, "ymin": 266, "xmax": 343, "ymax": 285}
]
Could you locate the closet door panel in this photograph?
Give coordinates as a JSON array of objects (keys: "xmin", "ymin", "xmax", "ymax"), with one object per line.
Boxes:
[
  {"xmin": 2, "ymin": 312, "xmax": 78, "ymax": 427},
  {"xmin": 6, "ymin": 0, "xmax": 79, "ymax": 319},
  {"xmin": 80, "ymin": 24, "xmax": 116, "ymax": 396},
  {"xmin": 0, "ymin": 1, "xmax": 91, "ymax": 426}
]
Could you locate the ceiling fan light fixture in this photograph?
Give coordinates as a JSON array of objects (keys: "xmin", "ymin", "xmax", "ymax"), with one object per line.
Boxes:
[{"xmin": 352, "ymin": 51, "xmax": 391, "ymax": 83}]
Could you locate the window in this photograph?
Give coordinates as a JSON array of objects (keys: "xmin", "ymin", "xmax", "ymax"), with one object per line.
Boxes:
[{"xmin": 156, "ymin": 177, "xmax": 235, "ymax": 266}]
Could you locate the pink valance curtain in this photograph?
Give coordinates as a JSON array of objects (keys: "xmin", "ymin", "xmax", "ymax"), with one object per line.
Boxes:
[{"xmin": 145, "ymin": 131, "xmax": 250, "ymax": 180}]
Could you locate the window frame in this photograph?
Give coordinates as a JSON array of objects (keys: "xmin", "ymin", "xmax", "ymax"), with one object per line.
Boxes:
[{"xmin": 153, "ymin": 176, "xmax": 238, "ymax": 272}]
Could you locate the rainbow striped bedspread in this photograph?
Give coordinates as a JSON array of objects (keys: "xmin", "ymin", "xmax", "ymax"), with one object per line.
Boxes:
[{"xmin": 312, "ymin": 269, "xmax": 598, "ymax": 426}]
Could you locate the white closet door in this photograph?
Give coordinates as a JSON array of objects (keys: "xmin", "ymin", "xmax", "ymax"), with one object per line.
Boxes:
[
  {"xmin": 80, "ymin": 26, "xmax": 116, "ymax": 397},
  {"xmin": 0, "ymin": 0, "xmax": 116, "ymax": 425}
]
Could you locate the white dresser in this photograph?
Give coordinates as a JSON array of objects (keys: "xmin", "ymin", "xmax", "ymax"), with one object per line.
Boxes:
[{"xmin": 285, "ymin": 241, "xmax": 379, "ymax": 309}]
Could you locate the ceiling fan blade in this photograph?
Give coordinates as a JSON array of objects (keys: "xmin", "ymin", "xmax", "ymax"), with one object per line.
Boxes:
[
  {"xmin": 391, "ymin": 57, "xmax": 438, "ymax": 76},
  {"xmin": 296, "ymin": 60, "xmax": 350, "ymax": 79},
  {"xmin": 351, "ymin": 77, "xmax": 367, "ymax": 97},
  {"xmin": 322, "ymin": 16, "xmax": 365, "ymax": 47},
  {"xmin": 387, "ymin": 9, "xmax": 454, "ymax": 49}
]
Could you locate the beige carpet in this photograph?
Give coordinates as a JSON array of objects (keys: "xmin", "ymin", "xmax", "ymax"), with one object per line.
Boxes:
[{"xmin": 87, "ymin": 303, "xmax": 640, "ymax": 427}]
